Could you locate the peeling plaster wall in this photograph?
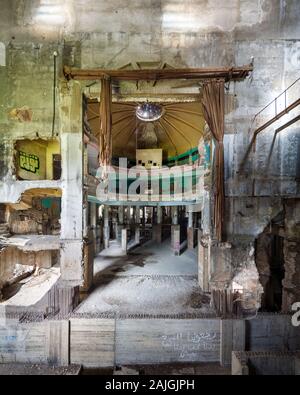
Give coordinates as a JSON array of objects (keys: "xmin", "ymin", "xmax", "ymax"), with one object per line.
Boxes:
[
  {"xmin": 0, "ymin": 0, "xmax": 299, "ymax": 295},
  {"xmin": 0, "ymin": 1, "xmax": 299, "ymax": 196}
]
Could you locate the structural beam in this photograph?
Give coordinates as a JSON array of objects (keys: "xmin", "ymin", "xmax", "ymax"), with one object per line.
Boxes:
[{"xmin": 64, "ymin": 65, "xmax": 253, "ymax": 82}]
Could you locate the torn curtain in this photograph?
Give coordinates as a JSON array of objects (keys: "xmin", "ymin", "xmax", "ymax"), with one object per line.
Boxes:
[
  {"xmin": 99, "ymin": 76, "xmax": 112, "ymax": 176},
  {"xmin": 202, "ymin": 80, "xmax": 225, "ymax": 241}
]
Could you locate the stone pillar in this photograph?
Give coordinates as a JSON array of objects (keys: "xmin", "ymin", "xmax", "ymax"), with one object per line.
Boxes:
[
  {"xmin": 152, "ymin": 206, "xmax": 162, "ymax": 243},
  {"xmin": 60, "ymin": 81, "xmax": 84, "ymax": 284},
  {"xmin": 117, "ymin": 206, "xmax": 124, "ymax": 241},
  {"xmin": 90, "ymin": 202, "xmax": 97, "ymax": 252},
  {"xmin": 82, "ymin": 230, "xmax": 94, "ymax": 292},
  {"xmin": 171, "ymin": 206, "xmax": 178, "ymax": 225},
  {"xmin": 198, "ymin": 230, "xmax": 210, "ymax": 292},
  {"xmin": 142, "ymin": 207, "xmax": 146, "ymax": 227},
  {"xmin": 187, "ymin": 205, "xmax": 196, "ymax": 249},
  {"xmin": 121, "ymin": 228, "xmax": 128, "ymax": 253},
  {"xmin": 103, "ymin": 205, "xmax": 110, "ymax": 249},
  {"xmin": 202, "ymin": 190, "xmax": 212, "ymax": 235},
  {"xmin": 112, "ymin": 209, "xmax": 118, "ymax": 240},
  {"xmin": 134, "ymin": 206, "xmax": 140, "ymax": 244},
  {"xmin": 171, "ymin": 206, "xmax": 180, "ymax": 254},
  {"xmin": 171, "ymin": 224, "xmax": 181, "ymax": 256}
]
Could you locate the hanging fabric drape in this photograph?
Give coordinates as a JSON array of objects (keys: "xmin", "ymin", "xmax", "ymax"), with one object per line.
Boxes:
[
  {"xmin": 202, "ymin": 80, "xmax": 225, "ymax": 241},
  {"xmin": 99, "ymin": 76, "xmax": 112, "ymax": 176}
]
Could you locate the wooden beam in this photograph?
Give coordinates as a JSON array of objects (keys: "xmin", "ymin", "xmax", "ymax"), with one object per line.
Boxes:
[{"xmin": 64, "ymin": 65, "xmax": 253, "ymax": 82}]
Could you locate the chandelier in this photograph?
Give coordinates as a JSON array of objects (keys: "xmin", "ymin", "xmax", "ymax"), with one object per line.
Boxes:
[{"xmin": 136, "ymin": 102, "xmax": 164, "ymax": 122}]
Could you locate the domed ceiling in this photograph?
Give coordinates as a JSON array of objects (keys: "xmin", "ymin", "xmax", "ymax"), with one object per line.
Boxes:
[{"xmin": 87, "ymin": 100, "xmax": 205, "ymax": 160}]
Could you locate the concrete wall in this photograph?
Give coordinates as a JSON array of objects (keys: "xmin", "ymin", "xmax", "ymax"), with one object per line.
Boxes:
[
  {"xmin": 246, "ymin": 314, "xmax": 300, "ymax": 351},
  {"xmin": 0, "ymin": 1, "xmax": 299, "ymax": 191},
  {"xmin": 0, "ymin": 314, "xmax": 298, "ymax": 368},
  {"xmin": 232, "ymin": 351, "xmax": 300, "ymax": 375},
  {"xmin": 0, "ymin": 1, "xmax": 299, "ymax": 303}
]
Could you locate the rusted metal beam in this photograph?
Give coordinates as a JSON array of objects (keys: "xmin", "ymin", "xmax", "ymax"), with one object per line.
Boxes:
[
  {"xmin": 254, "ymin": 98, "xmax": 300, "ymax": 136},
  {"xmin": 64, "ymin": 64, "xmax": 253, "ymax": 82},
  {"xmin": 275, "ymin": 114, "xmax": 300, "ymax": 133}
]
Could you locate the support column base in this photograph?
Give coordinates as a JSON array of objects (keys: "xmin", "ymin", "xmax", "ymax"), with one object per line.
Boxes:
[
  {"xmin": 187, "ymin": 227, "xmax": 196, "ymax": 249},
  {"xmin": 171, "ymin": 225, "xmax": 180, "ymax": 256},
  {"xmin": 122, "ymin": 228, "xmax": 128, "ymax": 253},
  {"xmin": 152, "ymin": 224, "xmax": 162, "ymax": 243}
]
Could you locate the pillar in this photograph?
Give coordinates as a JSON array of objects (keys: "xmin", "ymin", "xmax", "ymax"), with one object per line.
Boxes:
[
  {"xmin": 134, "ymin": 206, "xmax": 140, "ymax": 244},
  {"xmin": 117, "ymin": 206, "xmax": 124, "ymax": 241},
  {"xmin": 187, "ymin": 205, "xmax": 196, "ymax": 249},
  {"xmin": 171, "ymin": 206, "xmax": 178, "ymax": 225},
  {"xmin": 171, "ymin": 206, "xmax": 180, "ymax": 254},
  {"xmin": 121, "ymin": 228, "xmax": 128, "ymax": 253},
  {"xmin": 171, "ymin": 225, "xmax": 181, "ymax": 255},
  {"xmin": 104, "ymin": 205, "xmax": 110, "ymax": 249},
  {"xmin": 142, "ymin": 207, "xmax": 146, "ymax": 227},
  {"xmin": 153, "ymin": 206, "xmax": 162, "ymax": 243},
  {"xmin": 112, "ymin": 209, "xmax": 118, "ymax": 239},
  {"xmin": 198, "ymin": 229, "xmax": 210, "ymax": 292},
  {"xmin": 90, "ymin": 202, "xmax": 97, "ymax": 252},
  {"xmin": 220, "ymin": 319, "xmax": 246, "ymax": 367},
  {"xmin": 60, "ymin": 80, "xmax": 84, "ymax": 284}
]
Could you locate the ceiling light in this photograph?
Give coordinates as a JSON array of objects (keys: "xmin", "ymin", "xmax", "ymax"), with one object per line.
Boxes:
[{"xmin": 136, "ymin": 102, "xmax": 164, "ymax": 122}]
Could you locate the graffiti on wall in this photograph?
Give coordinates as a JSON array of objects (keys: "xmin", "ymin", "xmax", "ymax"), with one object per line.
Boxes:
[{"xmin": 19, "ymin": 151, "xmax": 40, "ymax": 174}]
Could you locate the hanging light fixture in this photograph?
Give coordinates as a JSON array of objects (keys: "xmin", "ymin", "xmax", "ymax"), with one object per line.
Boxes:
[{"xmin": 136, "ymin": 102, "xmax": 164, "ymax": 122}]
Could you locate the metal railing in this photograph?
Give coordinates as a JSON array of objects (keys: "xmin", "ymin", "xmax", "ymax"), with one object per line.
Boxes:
[{"xmin": 251, "ymin": 76, "xmax": 300, "ymax": 135}]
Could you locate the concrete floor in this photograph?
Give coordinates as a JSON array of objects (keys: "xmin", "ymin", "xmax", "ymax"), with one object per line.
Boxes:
[
  {"xmin": 76, "ymin": 239, "xmax": 212, "ymax": 316},
  {"xmin": 0, "ymin": 267, "xmax": 60, "ymax": 307}
]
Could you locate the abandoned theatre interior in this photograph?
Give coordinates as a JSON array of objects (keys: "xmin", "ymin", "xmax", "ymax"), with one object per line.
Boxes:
[{"xmin": 0, "ymin": 0, "xmax": 299, "ymax": 376}]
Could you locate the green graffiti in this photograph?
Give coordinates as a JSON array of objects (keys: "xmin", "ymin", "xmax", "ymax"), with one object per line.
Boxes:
[{"xmin": 19, "ymin": 151, "xmax": 40, "ymax": 174}]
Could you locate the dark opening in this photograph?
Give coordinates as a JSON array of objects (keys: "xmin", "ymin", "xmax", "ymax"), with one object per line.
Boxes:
[
  {"xmin": 53, "ymin": 154, "xmax": 62, "ymax": 180},
  {"xmin": 255, "ymin": 230, "xmax": 285, "ymax": 312}
]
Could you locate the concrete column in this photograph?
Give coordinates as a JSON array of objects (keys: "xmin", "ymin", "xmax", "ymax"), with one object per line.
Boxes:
[
  {"xmin": 60, "ymin": 133, "xmax": 84, "ymax": 283},
  {"xmin": 90, "ymin": 203, "xmax": 97, "ymax": 228},
  {"xmin": 220, "ymin": 319, "xmax": 246, "ymax": 367},
  {"xmin": 153, "ymin": 206, "xmax": 162, "ymax": 243},
  {"xmin": 142, "ymin": 207, "xmax": 146, "ymax": 226},
  {"xmin": 202, "ymin": 190, "xmax": 212, "ymax": 235},
  {"xmin": 171, "ymin": 206, "xmax": 180, "ymax": 254},
  {"xmin": 103, "ymin": 205, "xmax": 110, "ymax": 249},
  {"xmin": 82, "ymin": 230, "xmax": 94, "ymax": 292},
  {"xmin": 171, "ymin": 224, "xmax": 181, "ymax": 256},
  {"xmin": 127, "ymin": 206, "xmax": 132, "ymax": 226},
  {"xmin": 157, "ymin": 206, "xmax": 162, "ymax": 224},
  {"xmin": 198, "ymin": 229, "xmax": 210, "ymax": 292},
  {"xmin": 112, "ymin": 209, "xmax": 118, "ymax": 240},
  {"xmin": 134, "ymin": 206, "xmax": 140, "ymax": 244},
  {"xmin": 118, "ymin": 205, "xmax": 124, "ymax": 224},
  {"xmin": 188, "ymin": 206, "xmax": 193, "ymax": 228},
  {"xmin": 171, "ymin": 206, "xmax": 178, "ymax": 225},
  {"xmin": 187, "ymin": 205, "xmax": 196, "ymax": 249},
  {"xmin": 121, "ymin": 228, "xmax": 128, "ymax": 253},
  {"xmin": 90, "ymin": 202, "xmax": 97, "ymax": 252},
  {"xmin": 117, "ymin": 206, "xmax": 124, "ymax": 241}
]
